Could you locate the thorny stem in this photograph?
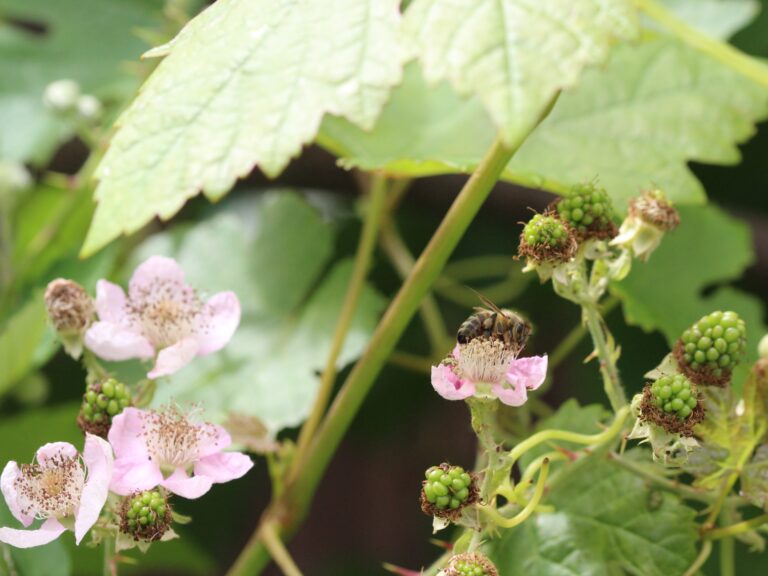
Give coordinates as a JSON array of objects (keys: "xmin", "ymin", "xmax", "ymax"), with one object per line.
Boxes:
[
  {"xmin": 637, "ymin": 0, "xmax": 768, "ymax": 89},
  {"xmin": 468, "ymin": 399, "xmax": 501, "ymax": 552},
  {"xmin": 289, "ymin": 173, "xmax": 389, "ymax": 483},
  {"xmin": 704, "ymin": 513, "xmax": 768, "ymax": 541},
  {"xmin": 682, "ymin": 540, "xmax": 712, "ymax": 576},
  {"xmin": 481, "ymin": 458, "xmax": 550, "ymax": 529},
  {"xmin": 259, "ymin": 521, "xmax": 304, "ymax": 576},
  {"xmin": 582, "ymin": 303, "xmax": 627, "ymax": 412},
  {"xmin": 226, "ymin": 95, "xmax": 560, "ymax": 575}
]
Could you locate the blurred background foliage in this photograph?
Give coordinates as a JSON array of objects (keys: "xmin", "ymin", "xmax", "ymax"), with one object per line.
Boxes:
[{"xmin": 0, "ymin": 0, "xmax": 767, "ymax": 574}]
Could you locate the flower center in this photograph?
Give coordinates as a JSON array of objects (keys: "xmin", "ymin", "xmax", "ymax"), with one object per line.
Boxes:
[
  {"xmin": 14, "ymin": 454, "xmax": 85, "ymax": 520},
  {"xmin": 457, "ymin": 338, "xmax": 513, "ymax": 384},
  {"xmin": 128, "ymin": 279, "xmax": 203, "ymax": 348},
  {"xmin": 143, "ymin": 408, "xmax": 218, "ymax": 471}
]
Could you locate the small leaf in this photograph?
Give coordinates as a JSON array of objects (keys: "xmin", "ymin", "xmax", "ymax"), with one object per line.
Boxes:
[
  {"xmin": 83, "ymin": 0, "xmax": 404, "ymax": 255},
  {"xmin": 403, "ymin": 0, "xmax": 638, "ymax": 145}
]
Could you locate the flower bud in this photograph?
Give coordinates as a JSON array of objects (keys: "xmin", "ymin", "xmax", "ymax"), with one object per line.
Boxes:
[
  {"xmin": 554, "ymin": 182, "xmax": 617, "ymax": 241},
  {"xmin": 119, "ymin": 490, "xmax": 172, "ymax": 543},
  {"xmin": 421, "ymin": 464, "xmax": 479, "ymax": 522},
  {"xmin": 77, "ymin": 378, "xmax": 132, "ymax": 438},
  {"xmin": 440, "ymin": 552, "xmax": 498, "ymax": 576},
  {"xmin": 611, "ymin": 190, "xmax": 679, "ymax": 261},
  {"xmin": 44, "ymin": 278, "xmax": 94, "ymax": 359},
  {"xmin": 43, "ymin": 79, "xmax": 81, "ymax": 112},
  {"xmin": 675, "ymin": 311, "xmax": 747, "ymax": 386}
]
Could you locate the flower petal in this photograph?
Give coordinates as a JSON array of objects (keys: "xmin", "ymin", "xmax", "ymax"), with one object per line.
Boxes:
[
  {"xmin": 1, "ymin": 462, "xmax": 33, "ymax": 527},
  {"xmin": 75, "ymin": 435, "xmax": 114, "ymax": 544},
  {"xmin": 94, "ymin": 280, "xmax": 128, "ymax": 324},
  {"xmin": 108, "ymin": 408, "xmax": 150, "ymax": 460},
  {"xmin": 195, "ymin": 423, "xmax": 232, "ymax": 459},
  {"xmin": 196, "ymin": 291, "xmax": 241, "ymax": 355},
  {"xmin": 84, "ymin": 321, "xmax": 154, "ymax": 361},
  {"xmin": 129, "ymin": 256, "xmax": 186, "ymax": 296},
  {"xmin": 36, "ymin": 442, "xmax": 78, "ymax": 466},
  {"xmin": 194, "ymin": 452, "xmax": 253, "ymax": 484},
  {"xmin": 0, "ymin": 518, "xmax": 67, "ymax": 549},
  {"xmin": 161, "ymin": 468, "xmax": 214, "ymax": 499},
  {"xmin": 109, "ymin": 458, "xmax": 163, "ymax": 496},
  {"xmin": 507, "ymin": 354, "xmax": 548, "ymax": 392},
  {"xmin": 147, "ymin": 337, "xmax": 200, "ymax": 378},
  {"xmin": 491, "ymin": 380, "xmax": 528, "ymax": 407},
  {"xmin": 431, "ymin": 363, "xmax": 475, "ymax": 401}
]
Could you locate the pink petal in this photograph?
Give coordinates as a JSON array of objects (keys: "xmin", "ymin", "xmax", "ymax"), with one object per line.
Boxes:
[
  {"xmin": 84, "ymin": 321, "xmax": 154, "ymax": 361},
  {"xmin": 147, "ymin": 337, "xmax": 200, "ymax": 378},
  {"xmin": 506, "ymin": 355, "xmax": 548, "ymax": 392},
  {"xmin": 196, "ymin": 423, "xmax": 232, "ymax": 459},
  {"xmin": 0, "ymin": 518, "xmax": 66, "ymax": 549},
  {"xmin": 94, "ymin": 280, "xmax": 128, "ymax": 324},
  {"xmin": 1, "ymin": 462, "xmax": 33, "ymax": 527},
  {"xmin": 108, "ymin": 408, "xmax": 150, "ymax": 460},
  {"xmin": 129, "ymin": 256, "xmax": 186, "ymax": 296},
  {"xmin": 36, "ymin": 442, "xmax": 78, "ymax": 465},
  {"xmin": 194, "ymin": 452, "xmax": 253, "ymax": 484},
  {"xmin": 491, "ymin": 380, "xmax": 529, "ymax": 407},
  {"xmin": 161, "ymin": 468, "xmax": 214, "ymax": 499},
  {"xmin": 196, "ymin": 291, "xmax": 241, "ymax": 355},
  {"xmin": 75, "ymin": 435, "xmax": 114, "ymax": 544},
  {"xmin": 109, "ymin": 458, "xmax": 163, "ymax": 496},
  {"xmin": 431, "ymin": 363, "xmax": 475, "ymax": 401}
]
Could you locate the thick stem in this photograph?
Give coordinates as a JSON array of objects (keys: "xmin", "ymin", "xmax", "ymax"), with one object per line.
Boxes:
[
  {"xmin": 637, "ymin": 0, "xmax": 768, "ymax": 89},
  {"xmin": 259, "ymin": 522, "xmax": 304, "ymax": 576},
  {"xmin": 289, "ymin": 173, "xmax": 389, "ymax": 481},
  {"xmin": 468, "ymin": 399, "xmax": 501, "ymax": 552},
  {"xmin": 226, "ymin": 95, "xmax": 560, "ymax": 576},
  {"xmin": 102, "ymin": 536, "xmax": 114, "ymax": 576},
  {"xmin": 582, "ymin": 303, "xmax": 626, "ymax": 412},
  {"xmin": 719, "ymin": 510, "xmax": 735, "ymax": 576}
]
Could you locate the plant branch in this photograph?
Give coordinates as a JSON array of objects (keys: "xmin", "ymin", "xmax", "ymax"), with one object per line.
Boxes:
[
  {"xmin": 704, "ymin": 513, "xmax": 768, "ymax": 541},
  {"xmin": 289, "ymin": 173, "xmax": 389, "ymax": 482},
  {"xmin": 259, "ymin": 521, "xmax": 304, "ymax": 576},
  {"xmin": 682, "ymin": 540, "xmax": 712, "ymax": 576},
  {"xmin": 582, "ymin": 303, "xmax": 626, "ymax": 412},
  {"xmin": 637, "ymin": 0, "xmax": 768, "ymax": 88},
  {"xmin": 481, "ymin": 458, "xmax": 550, "ymax": 529}
]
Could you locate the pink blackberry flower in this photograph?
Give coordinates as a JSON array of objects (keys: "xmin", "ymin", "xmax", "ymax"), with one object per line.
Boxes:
[
  {"xmin": 431, "ymin": 342, "xmax": 547, "ymax": 406},
  {"xmin": 84, "ymin": 256, "xmax": 241, "ymax": 378},
  {"xmin": 108, "ymin": 407, "xmax": 253, "ymax": 499},
  {"xmin": 0, "ymin": 435, "xmax": 113, "ymax": 548}
]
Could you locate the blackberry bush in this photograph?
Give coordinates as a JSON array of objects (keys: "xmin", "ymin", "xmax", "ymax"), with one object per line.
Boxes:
[
  {"xmin": 555, "ymin": 182, "xmax": 617, "ymax": 240},
  {"xmin": 77, "ymin": 378, "xmax": 132, "ymax": 437},
  {"xmin": 518, "ymin": 213, "xmax": 577, "ymax": 264},
  {"xmin": 676, "ymin": 311, "xmax": 747, "ymax": 385},
  {"xmin": 120, "ymin": 490, "xmax": 172, "ymax": 542},
  {"xmin": 421, "ymin": 464, "xmax": 478, "ymax": 520},
  {"xmin": 638, "ymin": 375, "xmax": 704, "ymax": 435}
]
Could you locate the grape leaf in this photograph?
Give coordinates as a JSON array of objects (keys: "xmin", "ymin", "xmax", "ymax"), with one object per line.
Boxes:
[
  {"xmin": 82, "ymin": 0, "xmax": 404, "ymax": 256},
  {"xmin": 484, "ymin": 455, "xmax": 697, "ymax": 575},
  {"xmin": 321, "ymin": 39, "xmax": 768, "ymax": 208},
  {"xmin": 131, "ymin": 192, "xmax": 386, "ymax": 433},
  {"xmin": 612, "ymin": 204, "xmax": 767, "ymax": 365},
  {"xmin": 402, "ymin": 0, "xmax": 638, "ymax": 146},
  {"xmin": 0, "ymin": 0, "xmax": 159, "ymax": 163},
  {"xmin": 655, "ymin": 0, "xmax": 760, "ymax": 40}
]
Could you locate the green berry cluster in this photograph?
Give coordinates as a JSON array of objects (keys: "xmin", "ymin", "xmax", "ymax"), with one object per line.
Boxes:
[
  {"xmin": 423, "ymin": 465, "xmax": 473, "ymax": 511},
  {"xmin": 450, "ymin": 559, "xmax": 493, "ymax": 576},
  {"xmin": 78, "ymin": 378, "xmax": 131, "ymax": 437},
  {"xmin": 523, "ymin": 214, "xmax": 569, "ymax": 248},
  {"xmin": 650, "ymin": 375, "xmax": 698, "ymax": 420},
  {"xmin": 121, "ymin": 490, "xmax": 171, "ymax": 542},
  {"xmin": 556, "ymin": 183, "xmax": 615, "ymax": 238},
  {"xmin": 445, "ymin": 553, "xmax": 498, "ymax": 576},
  {"xmin": 680, "ymin": 311, "xmax": 747, "ymax": 378}
]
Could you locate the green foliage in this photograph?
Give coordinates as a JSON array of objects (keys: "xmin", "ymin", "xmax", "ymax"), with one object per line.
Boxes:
[
  {"xmin": 131, "ymin": 192, "xmax": 385, "ymax": 433},
  {"xmin": 656, "ymin": 0, "xmax": 760, "ymax": 39},
  {"xmin": 0, "ymin": 0, "xmax": 159, "ymax": 163},
  {"xmin": 82, "ymin": 0, "xmax": 404, "ymax": 256},
  {"xmin": 484, "ymin": 455, "xmax": 698, "ymax": 575},
  {"xmin": 403, "ymin": 0, "xmax": 638, "ymax": 146},
  {"xmin": 0, "ymin": 292, "xmax": 48, "ymax": 397}
]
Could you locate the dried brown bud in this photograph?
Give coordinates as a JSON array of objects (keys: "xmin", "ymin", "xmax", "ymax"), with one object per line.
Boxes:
[
  {"xmin": 44, "ymin": 278, "xmax": 94, "ymax": 358},
  {"xmin": 628, "ymin": 190, "xmax": 680, "ymax": 231}
]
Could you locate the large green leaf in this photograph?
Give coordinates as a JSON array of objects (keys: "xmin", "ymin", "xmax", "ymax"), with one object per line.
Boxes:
[
  {"xmin": 0, "ymin": 0, "xmax": 160, "ymax": 163},
  {"xmin": 612, "ymin": 205, "xmax": 767, "ymax": 365},
  {"xmin": 656, "ymin": 0, "xmax": 760, "ymax": 40},
  {"xmin": 484, "ymin": 456, "xmax": 698, "ymax": 575},
  {"xmin": 402, "ymin": 0, "xmax": 638, "ymax": 146},
  {"xmin": 322, "ymin": 39, "xmax": 768, "ymax": 208},
  {"xmin": 0, "ymin": 292, "xmax": 48, "ymax": 397},
  {"xmin": 130, "ymin": 192, "xmax": 386, "ymax": 433},
  {"xmin": 82, "ymin": 0, "xmax": 404, "ymax": 256}
]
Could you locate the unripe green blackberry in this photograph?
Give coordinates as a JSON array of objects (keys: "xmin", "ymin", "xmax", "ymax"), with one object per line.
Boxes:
[
  {"xmin": 639, "ymin": 378, "xmax": 704, "ymax": 435},
  {"xmin": 420, "ymin": 464, "xmax": 478, "ymax": 520},
  {"xmin": 443, "ymin": 552, "xmax": 498, "ymax": 576},
  {"xmin": 77, "ymin": 378, "xmax": 132, "ymax": 438},
  {"xmin": 518, "ymin": 213, "xmax": 577, "ymax": 264},
  {"xmin": 676, "ymin": 311, "xmax": 747, "ymax": 386},
  {"xmin": 119, "ymin": 490, "xmax": 172, "ymax": 542},
  {"xmin": 555, "ymin": 182, "xmax": 617, "ymax": 240}
]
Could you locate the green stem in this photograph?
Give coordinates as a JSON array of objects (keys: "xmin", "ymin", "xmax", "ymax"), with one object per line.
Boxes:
[
  {"xmin": 607, "ymin": 453, "xmax": 715, "ymax": 503},
  {"xmin": 379, "ymin": 219, "xmax": 450, "ymax": 356},
  {"xmin": 637, "ymin": 0, "xmax": 768, "ymax": 89},
  {"xmin": 259, "ymin": 522, "xmax": 304, "ymax": 576},
  {"xmin": 289, "ymin": 173, "xmax": 389, "ymax": 482},
  {"xmin": 468, "ymin": 399, "xmax": 501, "ymax": 552},
  {"xmin": 481, "ymin": 458, "xmax": 550, "ymax": 529},
  {"xmin": 226, "ymin": 95, "xmax": 560, "ymax": 576},
  {"xmin": 719, "ymin": 509, "xmax": 735, "ymax": 576},
  {"xmin": 582, "ymin": 303, "xmax": 626, "ymax": 412},
  {"xmin": 705, "ymin": 513, "xmax": 768, "ymax": 541},
  {"xmin": 102, "ymin": 535, "xmax": 114, "ymax": 576},
  {"xmin": 683, "ymin": 541, "xmax": 712, "ymax": 576}
]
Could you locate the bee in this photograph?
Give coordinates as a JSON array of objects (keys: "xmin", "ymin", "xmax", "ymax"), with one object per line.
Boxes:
[{"xmin": 457, "ymin": 293, "xmax": 531, "ymax": 354}]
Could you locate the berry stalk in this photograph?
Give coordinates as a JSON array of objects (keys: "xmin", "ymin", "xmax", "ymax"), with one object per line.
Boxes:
[{"xmin": 582, "ymin": 303, "xmax": 627, "ymax": 412}]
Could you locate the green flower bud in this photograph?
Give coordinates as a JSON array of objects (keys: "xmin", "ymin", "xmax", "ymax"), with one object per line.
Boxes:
[
  {"xmin": 77, "ymin": 378, "xmax": 132, "ymax": 438},
  {"xmin": 421, "ymin": 463, "xmax": 478, "ymax": 521},
  {"xmin": 676, "ymin": 311, "xmax": 747, "ymax": 386},
  {"xmin": 119, "ymin": 490, "xmax": 172, "ymax": 543},
  {"xmin": 555, "ymin": 182, "xmax": 617, "ymax": 241}
]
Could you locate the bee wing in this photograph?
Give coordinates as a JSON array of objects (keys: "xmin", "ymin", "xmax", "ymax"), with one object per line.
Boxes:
[{"xmin": 469, "ymin": 288, "xmax": 505, "ymax": 315}]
